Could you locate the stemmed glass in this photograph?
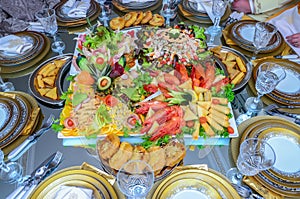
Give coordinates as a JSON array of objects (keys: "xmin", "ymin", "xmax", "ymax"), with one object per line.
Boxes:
[
  {"xmin": 252, "ymin": 22, "xmax": 277, "ymax": 60},
  {"xmin": 226, "ymin": 138, "xmax": 276, "ymax": 185},
  {"xmin": 35, "ymin": 8, "xmax": 66, "ymax": 55},
  {"xmin": 0, "ymin": 150, "xmax": 23, "ymax": 184},
  {"xmin": 235, "ymin": 62, "xmax": 286, "ymax": 125},
  {"xmin": 95, "ymin": 0, "xmax": 109, "ymax": 27},
  {"xmin": 0, "ymin": 76, "xmax": 15, "ymax": 92},
  {"xmin": 162, "ymin": 0, "xmax": 176, "ymax": 27},
  {"xmin": 206, "ymin": 0, "xmax": 228, "ymax": 44},
  {"xmin": 117, "ymin": 160, "xmax": 154, "ymax": 199}
]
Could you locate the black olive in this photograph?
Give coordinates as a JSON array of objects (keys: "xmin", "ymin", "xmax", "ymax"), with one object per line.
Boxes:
[{"xmin": 138, "ymin": 58, "xmax": 144, "ymax": 65}]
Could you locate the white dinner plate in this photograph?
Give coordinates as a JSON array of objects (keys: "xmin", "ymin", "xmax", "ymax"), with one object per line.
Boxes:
[{"xmin": 275, "ymin": 68, "xmax": 300, "ymax": 95}]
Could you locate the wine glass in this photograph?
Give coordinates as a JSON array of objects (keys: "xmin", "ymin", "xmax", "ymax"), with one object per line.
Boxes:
[
  {"xmin": 117, "ymin": 160, "xmax": 154, "ymax": 199},
  {"xmin": 235, "ymin": 62, "xmax": 286, "ymax": 125},
  {"xmin": 0, "ymin": 76, "xmax": 15, "ymax": 92},
  {"xmin": 206, "ymin": 0, "xmax": 228, "ymax": 45},
  {"xmin": 252, "ymin": 22, "xmax": 277, "ymax": 60},
  {"xmin": 0, "ymin": 150, "xmax": 23, "ymax": 184},
  {"xmin": 226, "ymin": 138, "xmax": 276, "ymax": 185},
  {"xmin": 95, "ymin": 0, "xmax": 109, "ymax": 27},
  {"xmin": 161, "ymin": 0, "xmax": 176, "ymax": 27},
  {"xmin": 35, "ymin": 8, "xmax": 66, "ymax": 55}
]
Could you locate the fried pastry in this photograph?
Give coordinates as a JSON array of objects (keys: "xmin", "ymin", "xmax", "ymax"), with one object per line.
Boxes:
[
  {"xmin": 133, "ymin": 11, "xmax": 144, "ymax": 25},
  {"xmin": 164, "ymin": 141, "xmax": 186, "ymax": 167},
  {"xmin": 97, "ymin": 133, "xmax": 120, "ymax": 160},
  {"xmin": 125, "ymin": 145, "xmax": 150, "ymax": 173},
  {"xmin": 149, "ymin": 14, "xmax": 165, "ymax": 26},
  {"xmin": 109, "ymin": 17, "xmax": 125, "ymax": 30},
  {"xmin": 124, "ymin": 12, "xmax": 138, "ymax": 27},
  {"xmin": 109, "ymin": 142, "xmax": 133, "ymax": 170},
  {"xmin": 148, "ymin": 146, "xmax": 166, "ymax": 175},
  {"xmin": 141, "ymin": 11, "xmax": 152, "ymax": 24}
]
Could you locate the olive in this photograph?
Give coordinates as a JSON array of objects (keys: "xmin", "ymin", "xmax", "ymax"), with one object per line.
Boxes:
[{"xmin": 138, "ymin": 58, "xmax": 144, "ymax": 65}]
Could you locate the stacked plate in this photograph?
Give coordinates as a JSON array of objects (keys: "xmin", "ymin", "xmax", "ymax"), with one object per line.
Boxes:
[
  {"xmin": 231, "ymin": 116, "xmax": 300, "ymax": 198},
  {"xmin": 29, "ymin": 166, "xmax": 117, "ymax": 199},
  {"xmin": 249, "ymin": 58, "xmax": 300, "ymax": 108},
  {"xmin": 178, "ymin": 0, "xmax": 231, "ymax": 24},
  {"xmin": 152, "ymin": 167, "xmax": 240, "ymax": 198},
  {"xmin": 0, "ymin": 31, "xmax": 50, "ymax": 78},
  {"xmin": 54, "ymin": 0, "xmax": 100, "ymax": 27},
  {"xmin": 0, "ymin": 91, "xmax": 43, "ymax": 158},
  {"xmin": 226, "ymin": 20, "xmax": 286, "ymax": 58},
  {"xmin": 112, "ymin": 0, "xmax": 162, "ymax": 12}
]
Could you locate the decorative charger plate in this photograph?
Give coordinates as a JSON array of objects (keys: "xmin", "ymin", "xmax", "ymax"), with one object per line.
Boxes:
[
  {"xmin": 0, "ymin": 99, "xmax": 12, "ymax": 133},
  {"xmin": 29, "ymin": 53, "xmax": 72, "ymax": 107},
  {"xmin": 54, "ymin": 0, "xmax": 101, "ymax": 27},
  {"xmin": 230, "ymin": 20, "xmax": 283, "ymax": 54},
  {"xmin": 29, "ymin": 167, "xmax": 117, "ymax": 199},
  {"xmin": 152, "ymin": 168, "xmax": 240, "ymax": 198},
  {"xmin": 114, "ymin": 0, "xmax": 159, "ymax": 10},
  {"xmin": 231, "ymin": 116, "xmax": 300, "ymax": 198},
  {"xmin": 112, "ymin": 0, "xmax": 162, "ymax": 12}
]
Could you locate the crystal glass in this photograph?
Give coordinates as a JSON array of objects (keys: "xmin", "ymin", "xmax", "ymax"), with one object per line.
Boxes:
[
  {"xmin": 235, "ymin": 62, "xmax": 286, "ymax": 125},
  {"xmin": 35, "ymin": 8, "xmax": 65, "ymax": 55},
  {"xmin": 226, "ymin": 138, "xmax": 276, "ymax": 185},
  {"xmin": 161, "ymin": 0, "xmax": 176, "ymax": 27},
  {"xmin": 0, "ymin": 150, "xmax": 23, "ymax": 184},
  {"xmin": 117, "ymin": 160, "xmax": 154, "ymax": 199},
  {"xmin": 95, "ymin": 0, "xmax": 109, "ymax": 27},
  {"xmin": 0, "ymin": 76, "xmax": 15, "ymax": 92},
  {"xmin": 206, "ymin": 0, "xmax": 228, "ymax": 44},
  {"xmin": 252, "ymin": 22, "xmax": 277, "ymax": 60}
]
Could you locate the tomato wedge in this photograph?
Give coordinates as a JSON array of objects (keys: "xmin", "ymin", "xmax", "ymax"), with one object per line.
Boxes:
[
  {"xmin": 227, "ymin": 126, "xmax": 234, "ymax": 134},
  {"xmin": 104, "ymin": 95, "xmax": 118, "ymax": 107},
  {"xmin": 199, "ymin": 117, "xmax": 207, "ymax": 124}
]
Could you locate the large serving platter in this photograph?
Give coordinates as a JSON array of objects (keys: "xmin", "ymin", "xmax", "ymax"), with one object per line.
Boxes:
[
  {"xmin": 250, "ymin": 58, "xmax": 300, "ymax": 107},
  {"xmin": 54, "ymin": 0, "xmax": 101, "ymax": 27},
  {"xmin": 231, "ymin": 116, "xmax": 300, "ymax": 198}
]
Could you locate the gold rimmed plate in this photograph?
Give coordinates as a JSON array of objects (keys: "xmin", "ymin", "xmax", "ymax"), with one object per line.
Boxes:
[
  {"xmin": 112, "ymin": 0, "xmax": 162, "ymax": 12},
  {"xmin": 152, "ymin": 168, "xmax": 240, "ymax": 199},
  {"xmin": 230, "ymin": 20, "xmax": 283, "ymax": 54},
  {"xmin": 0, "ymin": 99, "xmax": 12, "ymax": 134},
  {"xmin": 54, "ymin": 0, "xmax": 100, "ymax": 27},
  {"xmin": 114, "ymin": 0, "xmax": 159, "ymax": 10}
]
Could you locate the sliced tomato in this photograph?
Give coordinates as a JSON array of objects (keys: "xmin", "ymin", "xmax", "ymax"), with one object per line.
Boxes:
[
  {"xmin": 186, "ymin": 120, "xmax": 195, "ymax": 128},
  {"xmin": 96, "ymin": 57, "xmax": 105, "ymax": 65},
  {"xmin": 199, "ymin": 117, "xmax": 207, "ymax": 124},
  {"xmin": 212, "ymin": 99, "xmax": 220, "ymax": 105},
  {"xmin": 227, "ymin": 126, "xmax": 234, "ymax": 134},
  {"xmin": 104, "ymin": 95, "xmax": 118, "ymax": 107}
]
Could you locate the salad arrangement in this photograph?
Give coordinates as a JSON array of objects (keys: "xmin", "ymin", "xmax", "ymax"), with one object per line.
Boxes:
[{"xmin": 53, "ymin": 24, "xmax": 235, "ymax": 145}]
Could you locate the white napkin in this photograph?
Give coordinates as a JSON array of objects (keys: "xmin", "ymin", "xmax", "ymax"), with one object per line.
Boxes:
[
  {"xmin": 189, "ymin": 0, "xmax": 215, "ymax": 21},
  {"xmin": 268, "ymin": 5, "xmax": 300, "ymax": 56},
  {"xmin": 54, "ymin": 185, "xmax": 93, "ymax": 199},
  {"xmin": 0, "ymin": 35, "xmax": 33, "ymax": 54},
  {"xmin": 65, "ymin": 0, "xmax": 91, "ymax": 18}
]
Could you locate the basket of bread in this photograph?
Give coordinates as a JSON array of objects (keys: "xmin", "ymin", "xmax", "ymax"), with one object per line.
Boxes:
[{"xmin": 97, "ymin": 134, "xmax": 186, "ymax": 180}]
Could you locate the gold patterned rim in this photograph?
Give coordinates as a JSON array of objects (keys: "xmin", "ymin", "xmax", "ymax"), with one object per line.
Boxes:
[
  {"xmin": 224, "ymin": 22, "xmax": 287, "ymax": 58},
  {"xmin": 35, "ymin": 174, "xmax": 103, "ymax": 199},
  {"xmin": 29, "ymin": 167, "xmax": 117, "ymax": 199},
  {"xmin": 229, "ymin": 20, "xmax": 283, "ymax": 54},
  {"xmin": 231, "ymin": 116, "xmax": 300, "ymax": 197},
  {"xmin": 160, "ymin": 178, "xmax": 222, "ymax": 198},
  {"xmin": 257, "ymin": 127, "xmax": 300, "ymax": 183},
  {"xmin": 252, "ymin": 58, "xmax": 300, "ymax": 100},
  {"xmin": 178, "ymin": 3, "xmax": 231, "ymax": 24},
  {"xmin": 0, "ymin": 33, "xmax": 50, "ymax": 78},
  {"xmin": 152, "ymin": 168, "xmax": 240, "ymax": 198},
  {"xmin": 112, "ymin": 0, "xmax": 162, "ymax": 12}
]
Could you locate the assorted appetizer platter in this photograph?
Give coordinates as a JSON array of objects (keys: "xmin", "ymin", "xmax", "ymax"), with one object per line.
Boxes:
[{"xmin": 54, "ymin": 24, "xmax": 239, "ymax": 148}]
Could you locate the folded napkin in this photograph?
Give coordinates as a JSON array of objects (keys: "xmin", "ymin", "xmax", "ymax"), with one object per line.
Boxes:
[
  {"xmin": 0, "ymin": 35, "xmax": 33, "ymax": 54},
  {"xmin": 55, "ymin": 185, "xmax": 93, "ymax": 199},
  {"xmin": 268, "ymin": 5, "xmax": 300, "ymax": 56},
  {"xmin": 188, "ymin": 0, "xmax": 214, "ymax": 21},
  {"xmin": 63, "ymin": 0, "xmax": 91, "ymax": 18}
]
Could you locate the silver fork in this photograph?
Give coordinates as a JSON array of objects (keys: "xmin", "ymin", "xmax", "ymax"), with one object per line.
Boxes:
[
  {"xmin": 264, "ymin": 104, "xmax": 300, "ymax": 119},
  {"xmin": 18, "ymin": 151, "xmax": 63, "ymax": 199},
  {"xmin": 231, "ymin": 183, "xmax": 264, "ymax": 199}
]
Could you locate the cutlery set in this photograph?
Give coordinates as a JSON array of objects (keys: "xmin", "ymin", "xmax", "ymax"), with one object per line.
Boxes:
[{"xmin": 264, "ymin": 104, "xmax": 300, "ymax": 125}]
